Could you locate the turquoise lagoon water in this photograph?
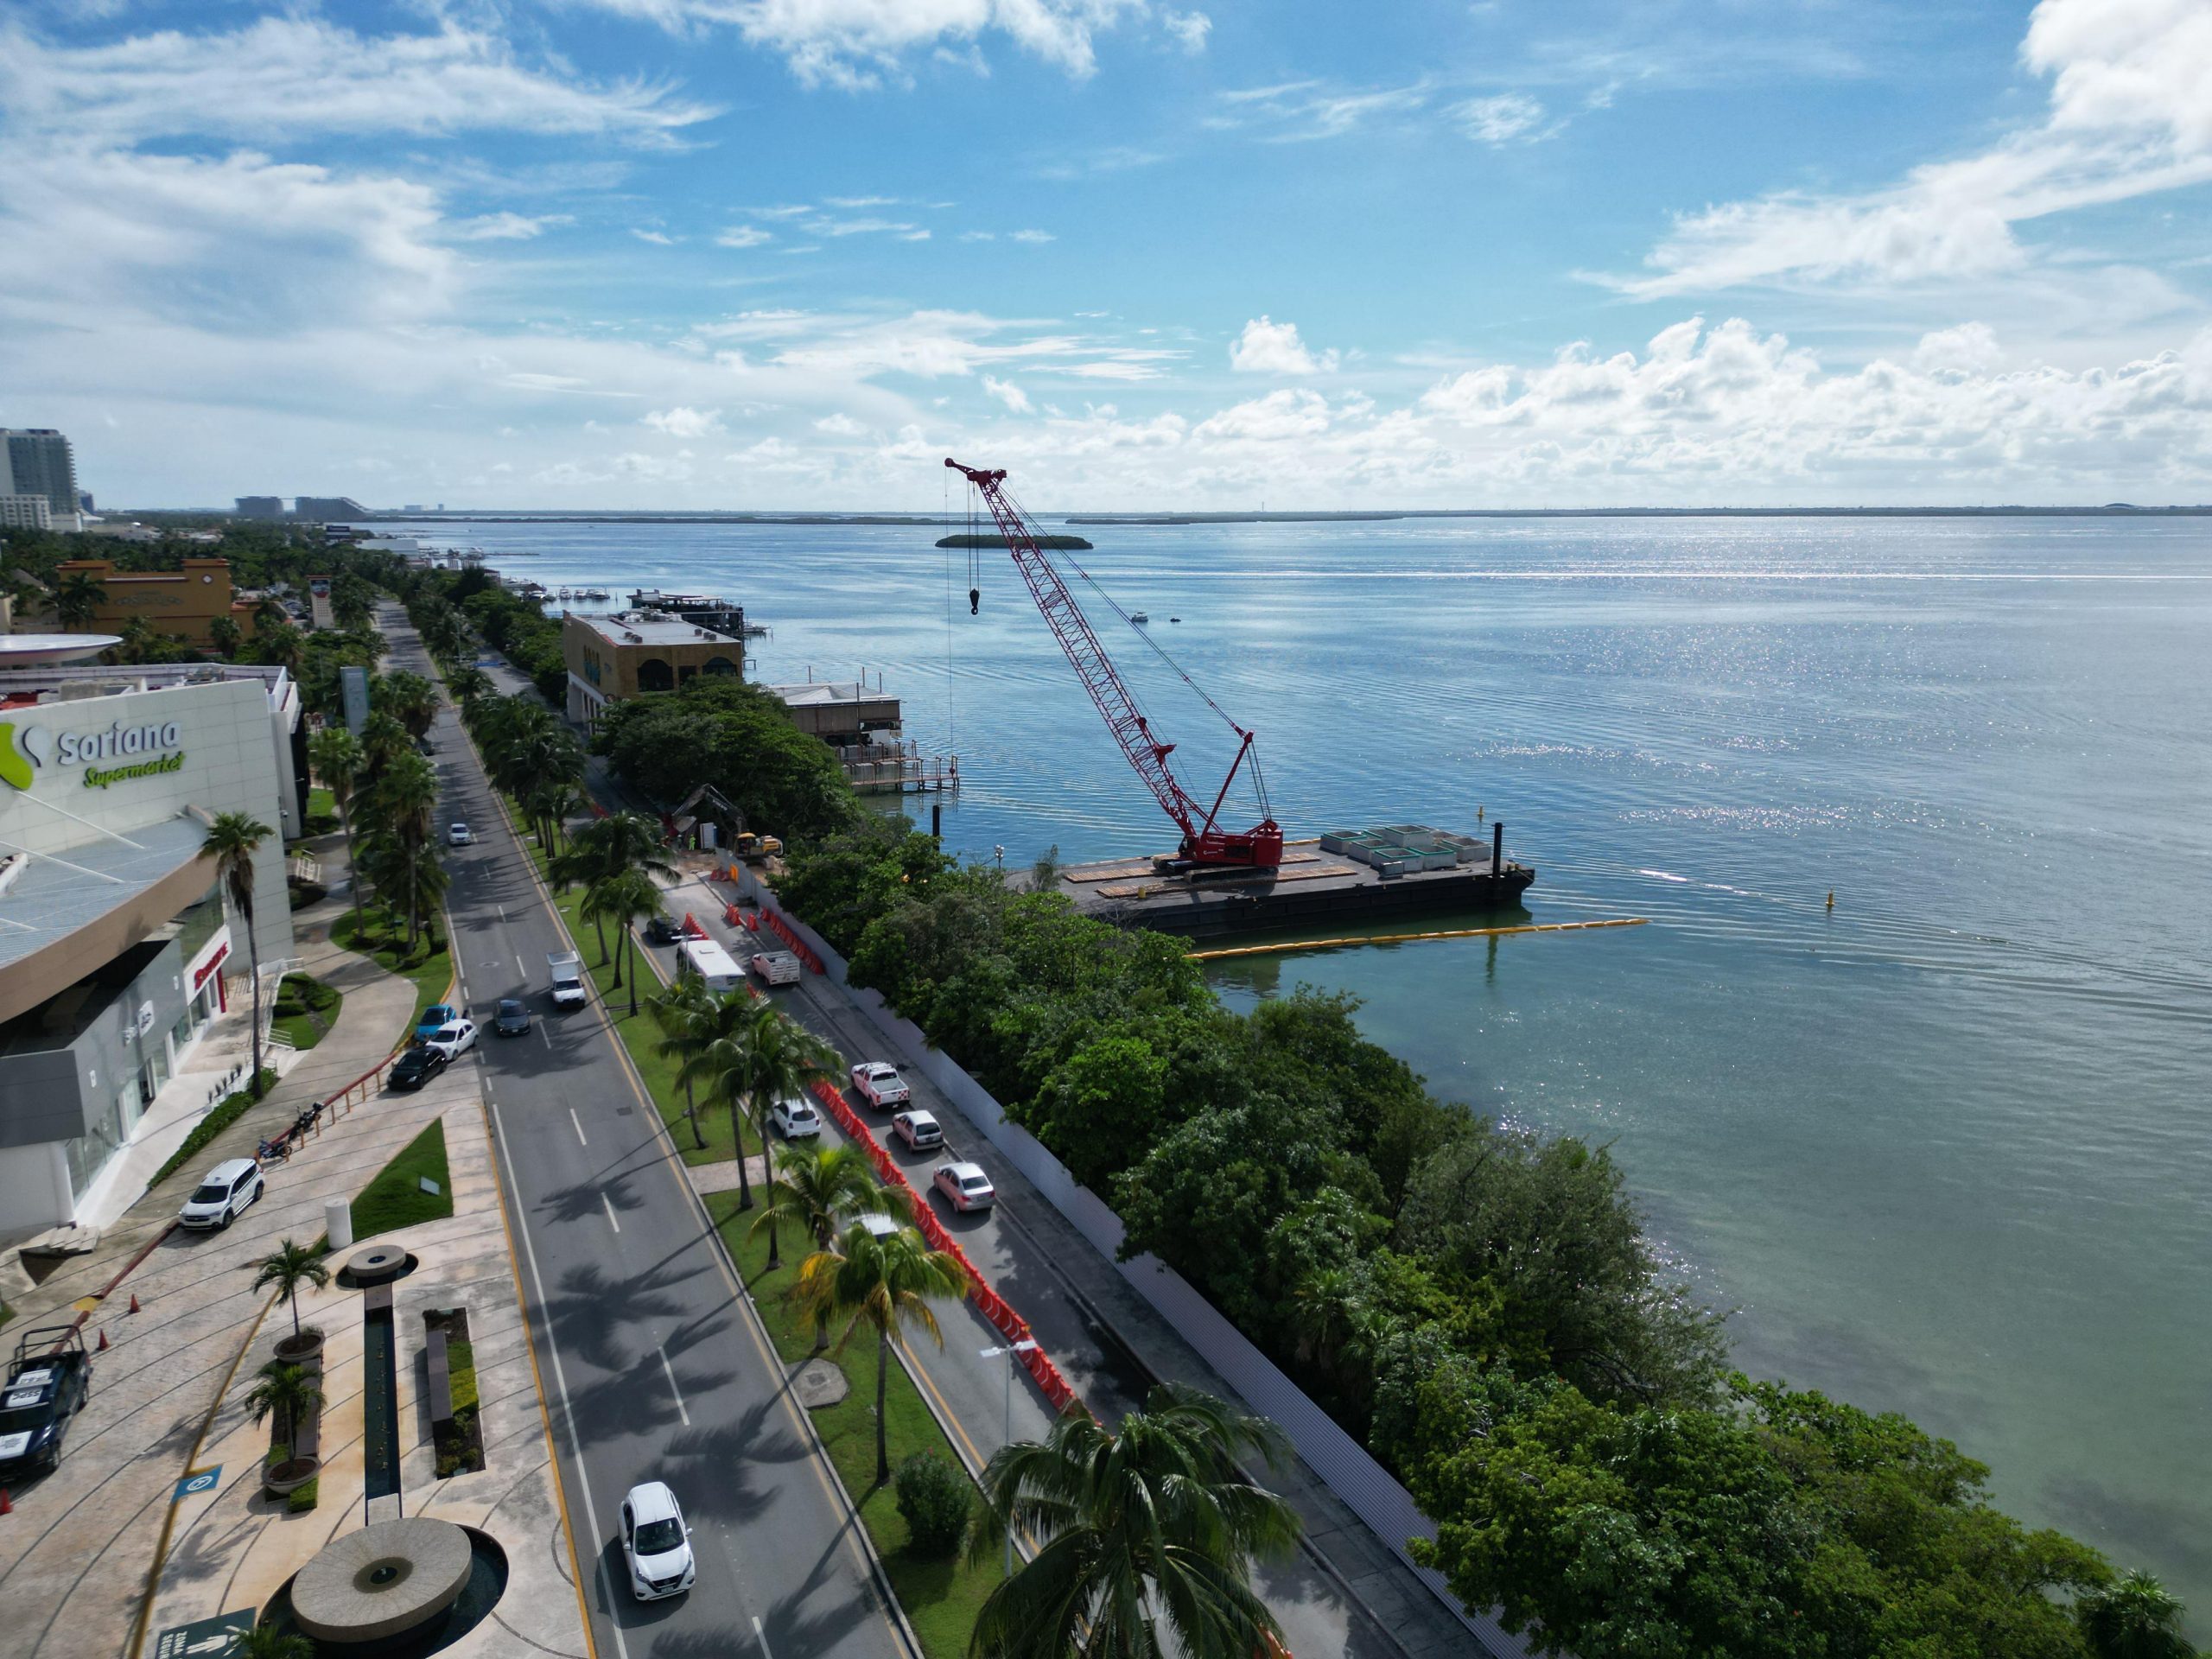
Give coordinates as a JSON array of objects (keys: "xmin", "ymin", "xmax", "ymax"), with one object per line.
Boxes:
[{"xmin": 392, "ymin": 513, "xmax": 2212, "ymax": 1611}]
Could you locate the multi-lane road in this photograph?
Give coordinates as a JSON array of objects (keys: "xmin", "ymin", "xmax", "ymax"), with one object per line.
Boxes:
[{"xmin": 390, "ymin": 612, "xmax": 913, "ymax": 1659}]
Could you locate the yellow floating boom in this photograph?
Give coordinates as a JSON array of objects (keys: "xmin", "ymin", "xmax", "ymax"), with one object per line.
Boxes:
[{"xmin": 1185, "ymin": 916, "xmax": 1648, "ymax": 961}]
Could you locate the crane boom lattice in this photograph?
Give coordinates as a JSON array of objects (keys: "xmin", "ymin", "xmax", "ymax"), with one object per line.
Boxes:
[{"xmin": 945, "ymin": 456, "xmax": 1282, "ymax": 871}]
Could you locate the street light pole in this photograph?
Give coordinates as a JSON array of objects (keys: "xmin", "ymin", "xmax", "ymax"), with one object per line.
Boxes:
[{"xmin": 979, "ymin": 1338, "xmax": 1039, "ymax": 1576}]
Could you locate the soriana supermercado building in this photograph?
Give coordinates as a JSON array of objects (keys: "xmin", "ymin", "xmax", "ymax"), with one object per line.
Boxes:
[{"xmin": 0, "ymin": 662, "xmax": 304, "ymax": 1232}]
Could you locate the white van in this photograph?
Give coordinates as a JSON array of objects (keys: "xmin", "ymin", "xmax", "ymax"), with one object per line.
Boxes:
[{"xmin": 677, "ymin": 937, "xmax": 744, "ymax": 993}]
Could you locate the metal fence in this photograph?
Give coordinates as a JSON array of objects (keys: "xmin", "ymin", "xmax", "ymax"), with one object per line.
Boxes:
[{"xmin": 738, "ymin": 868, "xmax": 1529, "ymax": 1659}]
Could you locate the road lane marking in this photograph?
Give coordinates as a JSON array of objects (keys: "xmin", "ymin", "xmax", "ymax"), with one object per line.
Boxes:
[
  {"xmin": 571, "ymin": 1108, "xmax": 588, "ymax": 1146},
  {"xmin": 601, "ymin": 1191, "xmax": 622, "ymax": 1233},
  {"xmin": 540, "ymin": 1024, "xmax": 553, "ymax": 1051},
  {"xmin": 657, "ymin": 1345, "xmax": 690, "ymax": 1426},
  {"xmin": 487, "ymin": 1096, "xmax": 631, "ymax": 1659},
  {"xmin": 498, "ymin": 905, "xmax": 508, "ymax": 922},
  {"xmin": 517, "ymin": 953, "xmax": 528, "ymax": 977},
  {"xmin": 753, "ymin": 1616, "xmax": 776, "ymax": 1659}
]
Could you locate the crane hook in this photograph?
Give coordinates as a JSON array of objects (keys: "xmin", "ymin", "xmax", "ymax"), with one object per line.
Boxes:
[{"xmin": 969, "ymin": 587, "xmax": 980, "ymax": 616}]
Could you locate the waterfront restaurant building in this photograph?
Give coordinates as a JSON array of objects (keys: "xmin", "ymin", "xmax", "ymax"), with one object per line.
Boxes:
[
  {"xmin": 0, "ymin": 664, "xmax": 304, "ymax": 1234},
  {"xmin": 563, "ymin": 611, "xmax": 744, "ymax": 728}
]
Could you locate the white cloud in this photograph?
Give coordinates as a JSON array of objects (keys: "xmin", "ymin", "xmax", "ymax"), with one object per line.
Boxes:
[
  {"xmin": 982, "ymin": 375, "xmax": 1033, "ymax": 412},
  {"xmin": 716, "ymin": 225, "xmax": 774, "ymax": 247},
  {"xmin": 814, "ymin": 412, "xmax": 867, "ymax": 435},
  {"xmin": 644, "ymin": 405, "xmax": 723, "ymax": 436},
  {"xmin": 1611, "ymin": 0, "xmax": 2212, "ymax": 298},
  {"xmin": 1454, "ymin": 93, "xmax": 1546, "ymax": 145},
  {"xmin": 1010, "ymin": 228, "xmax": 1055, "ymax": 244},
  {"xmin": 631, "ymin": 227, "xmax": 677, "ymax": 244},
  {"xmin": 0, "ymin": 16, "xmax": 717, "ymax": 146},
  {"xmin": 1911, "ymin": 321, "xmax": 2005, "ymax": 378},
  {"xmin": 1163, "ymin": 11, "xmax": 1211, "ymax": 54},
  {"xmin": 1194, "ymin": 388, "xmax": 1333, "ymax": 442},
  {"xmin": 451, "ymin": 211, "xmax": 572, "ymax": 241},
  {"xmin": 1215, "ymin": 79, "xmax": 1428, "ymax": 142},
  {"xmin": 1229, "ymin": 315, "xmax": 1338, "ymax": 375},
  {"xmin": 566, "ymin": 0, "xmax": 1147, "ymax": 88}
]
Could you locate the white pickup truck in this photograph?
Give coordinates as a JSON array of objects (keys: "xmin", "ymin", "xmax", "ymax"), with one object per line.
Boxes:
[
  {"xmin": 548, "ymin": 951, "xmax": 587, "ymax": 1007},
  {"xmin": 749, "ymin": 950, "xmax": 803, "ymax": 988}
]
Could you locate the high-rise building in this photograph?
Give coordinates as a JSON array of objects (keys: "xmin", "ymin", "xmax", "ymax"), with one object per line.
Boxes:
[
  {"xmin": 234, "ymin": 496, "xmax": 284, "ymax": 518},
  {"xmin": 0, "ymin": 495, "xmax": 52, "ymax": 531},
  {"xmin": 294, "ymin": 496, "xmax": 368, "ymax": 520},
  {"xmin": 0, "ymin": 429, "xmax": 79, "ymax": 518}
]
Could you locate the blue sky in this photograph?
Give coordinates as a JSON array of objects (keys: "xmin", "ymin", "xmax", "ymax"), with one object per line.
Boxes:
[{"xmin": 2, "ymin": 0, "xmax": 2209, "ymax": 507}]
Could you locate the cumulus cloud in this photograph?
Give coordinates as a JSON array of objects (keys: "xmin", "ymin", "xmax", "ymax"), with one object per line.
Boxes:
[
  {"xmin": 1455, "ymin": 93, "xmax": 1546, "ymax": 145},
  {"xmin": 1163, "ymin": 11, "xmax": 1211, "ymax": 54},
  {"xmin": 982, "ymin": 375, "xmax": 1033, "ymax": 413},
  {"xmin": 1229, "ymin": 315, "xmax": 1338, "ymax": 375},
  {"xmin": 643, "ymin": 405, "xmax": 723, "ymax": 436},
  {"xmin": 0, "ymin": 16, "xmax": 718, "ymax": 145},
  {"xmin": 1611, "ymin": 0, "xmax": 2212, "ymax": 298}
]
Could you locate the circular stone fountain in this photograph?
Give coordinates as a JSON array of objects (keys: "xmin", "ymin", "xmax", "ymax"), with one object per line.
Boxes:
[
  {"xmin": 344, "ymin": 1243, "xmax": 410, "ymax": 1286},
  {"xmin": 291, "ymin": 1518, "xmax": 474, "ymax": 1644}
]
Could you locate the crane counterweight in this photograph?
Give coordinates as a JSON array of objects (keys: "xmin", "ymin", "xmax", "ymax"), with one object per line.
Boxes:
[{"xmin": 944, "ymin": 456, "xmax": 1284, "ymax": 873}]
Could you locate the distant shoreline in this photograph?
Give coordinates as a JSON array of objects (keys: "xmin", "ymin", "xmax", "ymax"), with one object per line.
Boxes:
[{"xmin": 124, "ymin": 505, "xmax": 2212, "ymax": 525}]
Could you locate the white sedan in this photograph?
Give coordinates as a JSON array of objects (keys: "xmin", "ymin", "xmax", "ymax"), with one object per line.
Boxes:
[
  {"xmin": 893, "ymin": 1109, "xmax": 942, "ymax": 1151},
  {"xmin": 423, "ymin": 1018, "xmax": 479, "ymax": 1058},
  {"xmin": 770, "ymin": 1096, "xmax": 823, "ymax": 1139},
  {"xmin": 849, "ymin": 1061, "xmax": 909, "ymax": 1109},
  {"xmin": 447, "ymin": 822, "xmax": 473, "ymax": 846},
  {"xmin": 932, "ymin": 1160, "xmax": 995, "ymax": 1212}
]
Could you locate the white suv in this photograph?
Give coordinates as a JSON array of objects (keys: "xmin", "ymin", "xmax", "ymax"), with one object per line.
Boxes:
[
  {"xmin": 180, "ymin": 1158, "xmax": 264, "ymax": 1230},
  {"xmin": 770, "ymin": 1096, "xmax": 822, "ymax": 1139},
  {"xmin": 620, "ymin": 1481, "xmax": 696, "ymax": 1600}
]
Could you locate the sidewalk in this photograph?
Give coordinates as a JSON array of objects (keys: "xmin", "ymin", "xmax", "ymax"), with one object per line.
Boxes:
[{"xmin": 0, "ymin": 888, "xmax": 454, "ymax": 1659}]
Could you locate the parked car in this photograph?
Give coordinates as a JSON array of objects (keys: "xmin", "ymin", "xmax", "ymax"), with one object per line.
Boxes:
[
  {"xmin": 893, "ymin": 1109, "xmax": 942, "ymax": 1151},
  {"xmin": 415, "ymin": 1002, "xmax": 461, "ymax": 1044},
  {"xmin": 447, "ymin": 822, "xmax": 472, "ymax": 846},
  {"xmin": 932, "ymin": 1160, "xmax": 995, "ymax": 1212},
  {"xmin": 770, "ymin": 1096, "xmax": 822, "ymax": 1140},
  {"xmin": 423, "ymin": 1019, "xmax": 479, "ymax": 1059},
  {"xmin": 620, "ymin": 1481, "xmax": 696, "ymax": 1601},
  {"xmin": 858, "ymin": 1211, "xmax": 903, "ymax": 1241},
  {"xmin": 0, "ymin": 1325, "xmax": 93, "ymax": 1481},
  {"xmin": 493, "ymin": 997, "xmax": 531, "ymax": 1036},
  {"xmin": 849, "ymin": 1062, "xmax": 909, "ymax": 1109},
  {"xmin": 180, "ymin": 1157, "xmax": 264, "ymax": 1230},
  {"xmin": 389, "ymin": 1046, "xmax": 448, "ymax": 1091},
  {"xmin": 644, "ymin": 915, "xmax": 682, "ymax": 946}
]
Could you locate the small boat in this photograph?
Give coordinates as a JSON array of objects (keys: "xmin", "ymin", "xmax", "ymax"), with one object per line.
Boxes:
[
  {"xmin": 1169, "ymin": 616, "xmax": 1181, "ymax": 623},
  {"xmin": 1130, "ymin": 612, "xmax": 1149, "ymax": 624}
]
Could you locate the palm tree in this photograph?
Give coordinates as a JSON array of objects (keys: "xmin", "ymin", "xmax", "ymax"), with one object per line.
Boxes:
[
  {"xmin": 755, "ymin": 1145, "xmax": 890, "ymax": 1347},
  {"xmin": 307, "ymin": 727, "xmax": 365, "ymax": 927},
  {"xmin": 358, "ymin": 831, "xmax": 448, "ymax": 956},
  {"xmin": 235, "ymin": 1623, "xmax": 314, "ymax": 1659},
  {"xmin": 968, "ymin": 1384, "xmax": 1303, "ymax": 1659},
  {"xmin": 602, "ymin": 868, "xmax": 664, "ymax": 1017},
  {"xmin": 372, "ymin": 670, "xmax": 442, "ymax": 741},
  {"xmin": 568, "ymin": 810, "xmax": 676, "ymax": 887},
  {"xmin": 243, "ymin": 1359, "xmax": 326, "ymax": 1446},
  {"xmin": 251, "ymin": 593, "xmax": 288, "ymax": 633},
  {"xmin": 208, "ymin": 613, "xmax": 244, "ymax": 658},
  {"xmin": 672, "ymin": 992, "xmax": 758, "ymax": 1199},
  {"xmin": 2079, "ymin": 1571, "xmax": 2197, "ymax": 1659},
  {"xmin": 646, "ymin": 977, "xmax": 717, "ymax": 1150},
  {"xmin": 251, "ymin": 1240, "xmax": 332, "ymax": 1342},
  {"xmin": 358, "ymin": 710, "xmax": 410, "ymax": 786},
  {"xmin": 54, "ymin": 569, "xmax": 107, "ymax": 629},
  {"xmin": 724, "ymin": 1003, "xmax": 842, "ymax": 1264},
  {"xmin": 248, "ymin": 618, "xmax": 304, "ymax": 675},
  {"xmin": 795, "ymin": 1221, "xmax": 968, "ymax": 1484},
  {"xmin": 360, "ymin": 751, "xmax": 440, "ymax": 946},
  {"xmin": 202, "ymin": 811, "xmax": 275, "ymax": 1094},
  {"xmin": 445, "ymin": 664, "xmax": 491, "ymax": 706}
]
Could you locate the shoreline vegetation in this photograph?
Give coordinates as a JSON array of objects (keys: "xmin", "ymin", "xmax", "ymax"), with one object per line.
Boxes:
[{"xmin": 397, "ymin": 563, "xmax": 2195, "ymax": 1659}]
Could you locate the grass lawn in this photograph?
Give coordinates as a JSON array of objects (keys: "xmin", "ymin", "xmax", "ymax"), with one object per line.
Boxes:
[
  {"xmin": 271, "ymin": 971, "xmax": 343, "ymax": 1052},
  {"xmin": 352, "ymin": 1118, "xmax": 453, "ymax": 1241},
  {"xmin": 304, "ymin": 785, "xmax": 340, "ymax": 836},
  {"xmin": 330, "ymin": 904, "xmax": 454, "ymax": 1043},
  {"xmin": 707, "ymin": 1192, "xmax": 1002, "ymax": 1659},
  {"xmin": 514, "ymin": 816, "xmax": 759, "ymax": 1166}
]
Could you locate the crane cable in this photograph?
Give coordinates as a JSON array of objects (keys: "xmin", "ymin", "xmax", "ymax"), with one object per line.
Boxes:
[{"xmin": 994, "ymin": 476, "xmax": 1271, "ymax": 821}]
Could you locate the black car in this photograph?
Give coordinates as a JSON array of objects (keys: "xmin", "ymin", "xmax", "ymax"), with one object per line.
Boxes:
[
  {"xmin": 389, "ymin": 1046, "xmax": 448, "ymax": 1090},
  {"xmin": 0, "ymin": 1325, "xmax": 92, "ymax": 1480},
  {"xmin": 494, "ymin": 997, "xmax": 531, "ymax": 1036},
  {"xmin": 644, "ymin": 915, "xmax": 681, "ymax": 946}
]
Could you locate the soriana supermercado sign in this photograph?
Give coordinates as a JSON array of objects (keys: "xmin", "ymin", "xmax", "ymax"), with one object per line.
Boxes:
[{"xmin": 0, "ymin": 717, "xmax": 188, "ymax": 792}]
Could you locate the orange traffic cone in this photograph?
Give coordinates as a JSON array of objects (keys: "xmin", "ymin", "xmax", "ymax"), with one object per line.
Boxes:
[
  {"xmin": 127, "ymin": 1294, "xmax": 141, "ymax": 1314},
  {"xmin": 0, "ymin": 1488, "xmax": 12, "ymax": 1515},
  {"xmin": 97, "ymin": 1329, "xmax": 109, "ymax": 1351}
]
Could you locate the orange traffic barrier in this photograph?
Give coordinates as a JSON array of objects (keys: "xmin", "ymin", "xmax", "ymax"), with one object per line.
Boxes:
[
  {"xmin": 97, "ymin": 1328, "xmax": 110, "ymax": 1351},
  {"xmin": 127, "ymin": 1294, "xmax": 140, "ymax": 1315}
]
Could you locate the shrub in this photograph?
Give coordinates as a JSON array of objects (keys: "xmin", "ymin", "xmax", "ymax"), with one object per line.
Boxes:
[
  {"xmin": 287, "ymin": 1476, "xmax": 319, "ymax": 1513},
  {"xmin": 893, "ymin": 1452, "xmax": 973, "ymax": 1558},
  {"xmin": 153, "ymin": 1069, "xmax": 279, "ymax": 1185}
]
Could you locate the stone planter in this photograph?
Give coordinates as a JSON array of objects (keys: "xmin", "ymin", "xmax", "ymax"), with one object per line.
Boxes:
[
  {"xmin": 273, "ymin": 1327, "xmax": 325, "ymax": 1365},
  {"xmin": 264, "ymin": 1454, "xmax": 324, "ymax": 1497}
]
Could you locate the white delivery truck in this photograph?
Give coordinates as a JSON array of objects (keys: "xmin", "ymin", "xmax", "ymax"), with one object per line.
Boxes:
[
  {"xmin": 678, "ymin": 937, "xmax": 746, "ymax": 993},
  {"xmin": 548, "ymin": 951, "xmax": 587, "ymax": 1007},
  {"xmin": 749, "ymin": 950, "xmax": 803, "ymax": 988}
]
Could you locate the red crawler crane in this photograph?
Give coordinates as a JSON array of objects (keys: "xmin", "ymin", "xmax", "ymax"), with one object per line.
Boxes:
[{"xmin": 946, "ymin": 456, "xmax": 1284, "ymax": 873}]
